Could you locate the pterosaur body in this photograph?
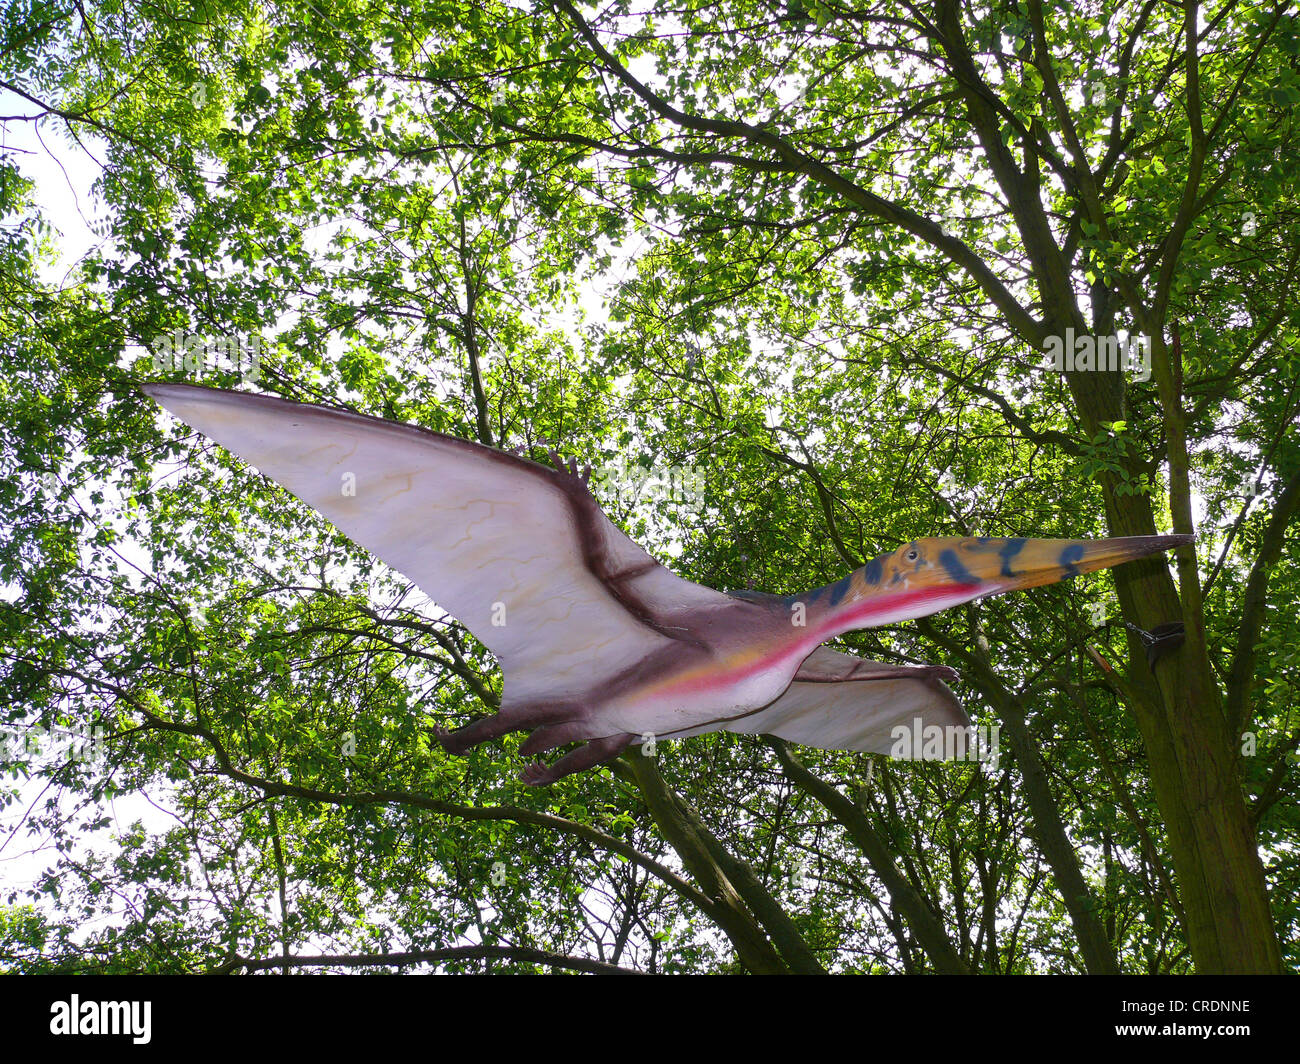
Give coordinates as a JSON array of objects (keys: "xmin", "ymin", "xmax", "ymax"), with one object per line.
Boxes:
[{"xmin": 144, "ymin": 384, "xmax": 1190, "ymax": 784}]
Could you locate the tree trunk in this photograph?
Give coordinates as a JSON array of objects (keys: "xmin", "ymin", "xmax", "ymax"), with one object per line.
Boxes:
[{"xmin": 1071, "ymin": 362, "xmax": 1281, "ymax": 972}]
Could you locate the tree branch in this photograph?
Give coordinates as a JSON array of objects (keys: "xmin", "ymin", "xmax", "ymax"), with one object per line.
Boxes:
[{"xmin": 209, "ymin": 943, "xmax": 645, "ymax": 975}]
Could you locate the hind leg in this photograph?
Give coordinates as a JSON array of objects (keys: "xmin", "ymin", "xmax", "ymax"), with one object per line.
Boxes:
[
  {"xmin": 435, "ymin": 701, "xmax": 576, "ymax": 755},
  {"xmin": 521, "ymin": 733, "xmax": 635, "ymax": 786},
  {"xmin": 434, "ymin": 714, "xmax": 516, "ymax": 755}
]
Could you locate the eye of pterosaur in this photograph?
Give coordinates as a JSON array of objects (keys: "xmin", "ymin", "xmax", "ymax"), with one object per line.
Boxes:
[{"xmin": 905, "ymin": 547, "xmax": 920, "ymax": 562}]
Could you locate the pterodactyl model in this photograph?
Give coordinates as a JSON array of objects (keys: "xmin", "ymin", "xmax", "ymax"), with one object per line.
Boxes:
[{"xmin": 144, "ymin": 384, "xmax": 1190, "ymax": 785}]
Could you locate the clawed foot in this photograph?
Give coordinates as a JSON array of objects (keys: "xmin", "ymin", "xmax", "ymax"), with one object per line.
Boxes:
[
  {"xmin": 505, "ymin": 440, "xmax": 590, "ymax": 485},
  {"xmin": 547, "ymin": 447, "xmax": 591, "ymax": 486},
  {"xmin": 512, "ymin": 438, "xmax": 593, "ymax": 487},
  {"xmin": 520, "ymin": 761, "xmax": 556, "ymax": 787}
]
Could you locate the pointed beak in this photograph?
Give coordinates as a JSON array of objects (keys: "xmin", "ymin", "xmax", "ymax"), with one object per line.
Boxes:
[
  {"xmin": 832, "ymin": 534, "xmax": 1193, "ymax": 633},
  {"xmin": 945, "ymin": 534, "xmax": 1194, "ymax": 598}
]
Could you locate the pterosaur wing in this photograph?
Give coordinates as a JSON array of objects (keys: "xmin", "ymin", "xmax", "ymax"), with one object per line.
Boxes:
[
  {"xmin": 664, "ymin": 646, "xmax": 970, "ymax": 754},
  {"xmin": 144, "ymin": 384, "xmax": 731, "ymax": 712}
]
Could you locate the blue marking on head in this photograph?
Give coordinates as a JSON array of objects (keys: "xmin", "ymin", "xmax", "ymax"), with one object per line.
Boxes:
[
  {"xmin": 806, "ymin": 584, "xmax": 824, "ymax": 603},
  {"xmin": 939, "ymin": 548, "xmax": 979, "ymax": 586},
  {"xmin": 1059, "ymin": 543, "xmax": 1085, "ymax": 578},
  {"xmin": 864, "ymin": 556, "xmax": 884, "ymax": 585},
  {"xmin": 999, "ymin": 537, "xmax": 1027, "ymax": 577}
]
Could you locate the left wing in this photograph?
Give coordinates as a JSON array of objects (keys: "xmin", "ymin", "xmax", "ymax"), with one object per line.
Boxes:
[{"xmin": 142, "ymin": 384, "xmax": 734, "ymax": 717}]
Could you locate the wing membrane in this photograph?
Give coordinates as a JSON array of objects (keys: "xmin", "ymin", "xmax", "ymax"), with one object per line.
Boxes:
[
  {"xmin": 145, "ymin": 385, "xmax": 726, "ymax": 710},
  {"xmin": 665, "ymin": 646, "xmax": 969, "ymax": 754}
]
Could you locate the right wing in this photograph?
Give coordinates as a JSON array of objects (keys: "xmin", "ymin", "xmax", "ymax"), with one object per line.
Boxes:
[{"xmin": 664, "ymin": 646, "xmax": 970, "ymax": 755}]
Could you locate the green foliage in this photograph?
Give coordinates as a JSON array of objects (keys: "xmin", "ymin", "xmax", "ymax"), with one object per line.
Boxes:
[{"xmin": 1, "ymin": 0, "xmax": 1295, "ymax": 973}]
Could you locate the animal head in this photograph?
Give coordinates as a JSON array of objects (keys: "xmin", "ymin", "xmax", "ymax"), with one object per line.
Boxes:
[{"xmin": 826, "ymin": 534, "xmax": 1192, "ymax": 630}]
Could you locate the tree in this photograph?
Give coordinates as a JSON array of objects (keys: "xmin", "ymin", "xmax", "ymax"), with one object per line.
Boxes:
[{"xmin": 1, "ymin": 0, "xmax": 1295, "ymax": 973}]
